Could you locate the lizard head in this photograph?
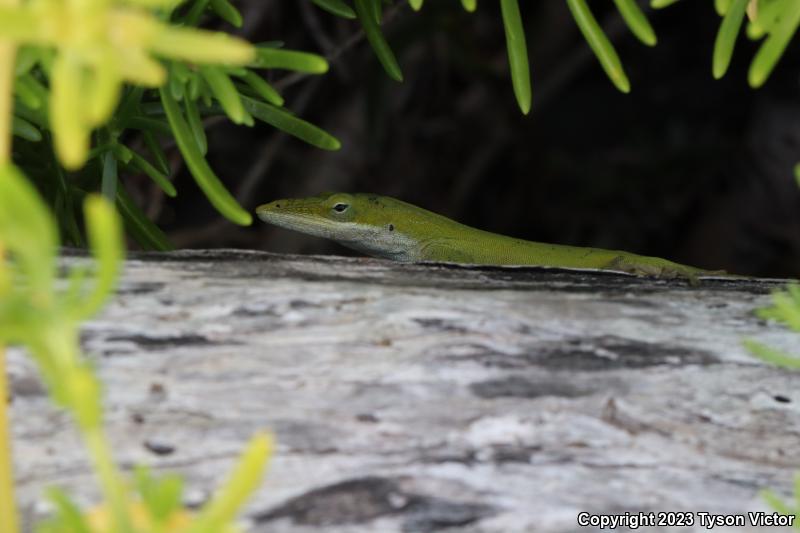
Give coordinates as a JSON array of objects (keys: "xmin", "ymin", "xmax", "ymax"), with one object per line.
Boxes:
[{"xmin": 256, "ymin": 192, "xmax": 417, "ymax": 260}]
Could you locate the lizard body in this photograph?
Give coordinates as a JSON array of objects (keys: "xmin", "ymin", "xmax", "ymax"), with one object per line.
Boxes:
[{"xmin": 256, "ymin": 192, "xmax": 723, "ymax": 279}]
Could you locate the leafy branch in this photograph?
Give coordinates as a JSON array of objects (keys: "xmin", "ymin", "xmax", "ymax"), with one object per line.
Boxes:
[
  {"xmin": 321, "ymin": 0, "xmax": 799, "ymax": 115},
  {"xmin": 745, "ymin": 283, "xmax": 800, "ymax": 368},
  {"xmin": 6, "ymin": 0, "xmax": 342, "ymax": 248}
]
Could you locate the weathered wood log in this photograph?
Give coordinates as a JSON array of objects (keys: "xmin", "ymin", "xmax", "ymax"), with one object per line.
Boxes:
[{"xmin": 9, "ymin": 250, "xmax": 800, "ymax": 532}]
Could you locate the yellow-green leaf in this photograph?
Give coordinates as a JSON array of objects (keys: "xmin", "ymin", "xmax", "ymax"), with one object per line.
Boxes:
[{"xmin": 713, "ymin": 0, "xmax": 748, "ymax": 79}]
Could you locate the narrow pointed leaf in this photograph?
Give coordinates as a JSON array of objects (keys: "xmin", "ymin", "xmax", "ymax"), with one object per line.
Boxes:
[
  {"xmin": 116, "ymin": 184, "xmax": 173, "ymax": 251},
  {"xmin": 101, "ymin": 151, "xmax": 118, "ymax": 201},
  {"xmin": 184, "ymin": 95, "xmax": 208, "ymax": 155},
  {"xmin": 715, "ymin": 0, "xmax": 733, "ymax": 16},
  {"xmin": 149, "ymin": 26, "xmax": 254, "ymax": 65},
  {"xmin": 500, "ymin": 0, "xmax": 531, "ymax": 114},
  {"xmin": 242, "ymin": 95, "xmax": 341, "ymax": 151},
  {"xmin": 160, "ymin": 87, "xmax": 252, "ymax": 225},
  {"xmin": 51, "ymin": 54, "xmax": 89, "ymax": 169},
  {"xmin": 748, "ymin": 0, "xmax": 800, "ymax": 87},
  {"xmin": 125, "ymin": 147, "xmax": 177, "ymax": 197},
  {"xmin": 125, "ymin": 117, "xmax": 173, "ymax": 136},
  {"xmin": 188, "ymin": 433, "xmax": 273, "ymax": 533},
  {"xmin": 73, "ymin": 195, "xmax": 124, "ymax": 320},
  {"xmin": 713, "ymin": 0, "xmax": 748, "ymax": 79},
  {"xmin": 651, "ymin": 0, "xmax": 681, "ymax": 8},
  {"xmin": 311, "ymin": 0, "xmax": 356, "ymax": 19},
  {"xmin": 87, "ymin": 51, "xmax": 122, "ymax": 125},
  {"xmin": 743, "ymin": 339, "xmax": 800, "ymax": 369},
  {"xmin": 142, "ymin": 130, "xmax": 170, "ymax": 175},
  {"xmin": 235, "ymin": 70, "xmax": 284, "ymax": 106},
  {"xmin": 14, "ymin": 74, "xmax": 43, "ymax": 109},
  {"xmin": 11, "ymin": 116, "xmax": 41, "ymax": 141},
  {"xmin": 369, "ymin": 0, "xmax": 382, "ymax": 24},
  {"xmin": 567, "ymin": 0, "xmax": 631, "ymax": 93},
  {"xmin": 613, "ymin": 0, "xmax": 657, "ymax": 46},
  {"xmin": 251, "ymin": 48, "xmax": 329, "ymax": 73},
  {"xmin": 200, "ymin": 66, "xmax": 250, "ymax": 125},
  {"xmin": 354, "ymin": 0, "xmax": 403, "ymax": 82},
  {"xmin": 210, "ymin": 0, "xmax": 242, "ymax": 27}
]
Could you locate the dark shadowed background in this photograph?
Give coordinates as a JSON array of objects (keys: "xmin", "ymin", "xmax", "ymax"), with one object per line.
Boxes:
[{"xmin": 123, "ymin": 0, "xmax": 800, "ymax": 278}]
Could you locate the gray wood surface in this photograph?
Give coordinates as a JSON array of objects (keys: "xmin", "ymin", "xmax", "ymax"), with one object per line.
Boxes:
[{"xmin": 8, "ymin": 250, "xmax": 800, "ymax": 532}]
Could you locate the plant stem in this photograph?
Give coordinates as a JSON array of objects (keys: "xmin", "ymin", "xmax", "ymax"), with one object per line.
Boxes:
[
  {"xmin": 0, "ymin": 0, "xmax": 19, "ymax": 165},
  {"xmin": 0, "ymin": 345, "xmax": 20, "ymax": 533},
  {"xmin": 83, "ymin": 428, "xmax": 133, "ymax": 533}
]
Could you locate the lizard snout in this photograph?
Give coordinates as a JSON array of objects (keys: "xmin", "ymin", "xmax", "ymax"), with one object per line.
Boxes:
[{"xmin": 256, "ymin": 200, "xmax": 284, "ymax": 219}]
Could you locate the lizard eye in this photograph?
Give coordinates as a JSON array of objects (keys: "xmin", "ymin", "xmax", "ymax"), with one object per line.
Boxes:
[{"xmin": 333, "ymin": 203, "xmax": 350, "ymax": 213}]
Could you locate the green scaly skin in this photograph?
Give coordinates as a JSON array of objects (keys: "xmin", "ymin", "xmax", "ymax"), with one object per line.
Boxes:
[{"xmin": 256, "ymin": 192, "xmax": 726, "ymax": 280}]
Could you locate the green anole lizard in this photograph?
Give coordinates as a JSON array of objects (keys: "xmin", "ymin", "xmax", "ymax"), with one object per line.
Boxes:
[{"xmin": 256, "ymin": 192, "xmax": 725, "ymax": 279}]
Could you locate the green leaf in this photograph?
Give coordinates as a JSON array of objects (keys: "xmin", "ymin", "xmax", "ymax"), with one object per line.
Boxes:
[
  {"xmin": 310, "ymin": 0, "xmax": 356, "ymax": 19},
  {"xmin": 187, "ymin": 433, "xmax": 273, "ymax": 533},
  {"xmin": 142, "ymin": 130, "xmax": 171, "ymax": 175},
  {"xmin": 760, "ymin": 489, "xmax": 794, "ymax": 515},
  {"xmin": 160, "ymin": 87, "xmax": 252, "ymax": 226},
  {"xmin": 715, "ymin": 0, "xmax": 733, "ymax": 16},
  {"xmin": 409, "ymin": 0, "xmax": 423, "ymax": 11},
  {"xmin": 234, "ymin": 70, "xmax": 284, "ymax": 106},
  {"xmin": 184, "ymin": 95, "xmax": 208, "ymax": 156},
  {"xmin": 124, "ymin": 117, "xmax": 173, "ymax": 136},
  {"xmin": 124, "ymin": 146, "xmax": 177, "ymax": 198},
  {"xmin": 111, "ymin": 142, "xmax": 133, "ymax": 164},
  {"xmin": 748, "ymin": 0, "xmax": 800, "ymax": 88},
  {"xmin": 210, "ymin": 0, "xmax": 242, "ymax": 27},
  {"xmin": 101, "ymin": 151, "xmax": 118, "ymax": 201},
  {"xmin": 15, "ymin": 46, "xmax": 38, "ymax": 76},
  {"xmin": 185, "ymin": 0, "xmax": 212, "ymax": 25},
  {"xmin": 0, "ymin": 164, "xmax": 57, "ymax": 292},
  {"xmin": 115, "ymin": 184, "xmax": 173, "ymax": 251},
  {"xmin": 713, "ymin": 0, "xmax": 748, "ymax": 79},
  {"xmin": 71, "ymin": 195, "xmax": 124, "ymax": 320},
  {"xmin": 149, "ymin": 25, "xmax": 254, "ymax": 65},
  {"xmin": 743, "ymin": 339, "xmax": 800, "ymax": 370},
  {"xmin": 169, "ymin": 65, "xmax": 185, "ymax": 101},
  {"xmin": 567, "ymin": 0, "xmax": 631, "ymax": 93},
  {"xmin": 11, "ymin": 116, "xmax": 41, "ymax": 142},
  {"xmin": 768, "ymin": 291, "xmax": 800, "ymax": 331},
  {"xmin": 613, "ymin": 0, "xmax": 657, "ymax": 46},
  {"xmin": 86, "ymin": 50, "xmax": 122, "ymax": 125},
  {"xmin": 795, "ymin": 471, "xmax": 800, "ymax": 511},
  {"xmin": 242, "ymin": 95, "xmax": 341, "ymax": 151},
  {"xmin": 251, "ymin": 47, "xmax": 329, "ymax": 74},
  {"xmin": 748, "ymin": 0, "xmax": 784, "ymax": 38},
  {"xmin": 650, "ymin": 0, "xmax": 681, "ymax": 8},
  {"xmin": 135, "ymin": 467, "xmax": 185, "ymax": 524},
  {"xmin": 116, "ymin": 86, "xmax": 146, "ymax": 124},
  {"xmin": 353, "ymin": 0, "xmax": 404, "ymax": 82},
  {"xmin": 500, "ymin": 0, "xmax": 531, "ymax": 114},
  {"xmin": 788, "ymin": 284, "xmax": 800, "ymax": 308},
  {"xmin": 43, "ymin": 487, "xmax": 92, "ymax": 533},
  {"xmin": 461, "ymin": 0, "xmax": 477, "ymax": 12},
  {"xmin": 200, "ymin": 66, "xmax": 252, "ymax": 125},
  {"xmin": 369, "ymin": 0, "xmax": 382, "ymax": 25},
  {"xmin": 51, "ymin": 53, "xmax": 90, "ymax": 169},
  {"xmin": 14, "ymin": 74, "xmax": 43, "ymax": 109},
  {"xmin": 54, "ymin": 164, "xmax": 84, "ymax": 247}
]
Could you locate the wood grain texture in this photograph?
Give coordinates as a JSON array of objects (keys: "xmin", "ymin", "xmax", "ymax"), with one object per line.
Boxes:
[{"xmin": 8, "ymin": 250, "xmax": 800, "ymax": 532}]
